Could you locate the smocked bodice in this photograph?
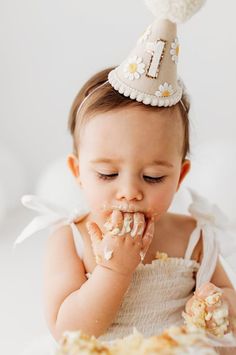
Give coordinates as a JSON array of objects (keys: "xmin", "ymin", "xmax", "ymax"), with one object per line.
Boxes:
[{"xmin": 98, "ymin": 257, "xmax": 199, "ymax": 341}]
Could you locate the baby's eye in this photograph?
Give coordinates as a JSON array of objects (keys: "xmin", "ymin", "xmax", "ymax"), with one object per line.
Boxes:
[
  {"xmin": 96, "ymin": 173, "xmax": 166, "ymax": 184},
  {"xmin": 144, "ymin": 175, "xmax": 166, "ymax": 184},
  {"xmin": 96, "ymin": 173, "xmax": 118, "ymax": 181}
]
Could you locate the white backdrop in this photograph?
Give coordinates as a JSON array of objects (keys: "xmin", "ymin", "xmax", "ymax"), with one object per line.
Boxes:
[
  {"xmin": 1, "ymin": 0, "xmax": 236, "ymax": 196},
  {"xmin": 1, "ymin": 1, "xmax": 236, "ymax": 354},
  {"xmin": 0, "ymin": 0, "xmax": 236, "ymax": 355}
]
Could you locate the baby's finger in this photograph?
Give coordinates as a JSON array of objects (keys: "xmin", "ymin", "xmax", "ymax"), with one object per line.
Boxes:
[
  {"xmin": 104, "ymin": 209, "xmax": 123, "ymax": 234},
  {"xmin": 141, "ymin": 218, "xmax": 155, "ymax": 256},
  {"xmin": 130, "ymin": 212, "xmax": 146, "ymax": 238},
  {"xmin": 118, "ymin": 212, "xmax": 133, "ymax": 236},
  {"xmin": 86, "ymin": 222, "xmax": 103, "ymax": 245},
  {"xmin": 195, "ymin": 282, "xmax": 222, "ymax": 300},
  {"xmin": 111, "ymin": 209, "xmax": 123, "ymax": 231}
]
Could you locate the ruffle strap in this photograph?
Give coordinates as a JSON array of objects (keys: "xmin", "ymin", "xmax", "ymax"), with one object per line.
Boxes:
[{"xmin": 14, "ymin": 195, "xmax": 85, "ymax": 247}]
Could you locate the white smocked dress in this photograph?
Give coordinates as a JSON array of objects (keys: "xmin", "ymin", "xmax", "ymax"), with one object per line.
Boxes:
[{"xmin": 15, "ymin": 188, "xmax": 236, "ymax": 354}]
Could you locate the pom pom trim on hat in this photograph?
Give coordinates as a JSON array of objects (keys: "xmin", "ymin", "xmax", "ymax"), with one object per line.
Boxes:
[
  {"xmin": 108, "ymin": 69, "xmax": 182, "ymax": 107},
  {"xmin": 144, "ymin": 0, "xmax": 207, "ymax": 24}
]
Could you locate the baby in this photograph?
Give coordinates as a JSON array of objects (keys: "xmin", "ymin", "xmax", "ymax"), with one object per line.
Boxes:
[{"xmin": 41, "ymin": 67, "xmax": 236, "ymax": 344}]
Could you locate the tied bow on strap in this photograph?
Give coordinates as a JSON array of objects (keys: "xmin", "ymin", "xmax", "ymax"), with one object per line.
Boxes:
[
  {"xmin": 14, "ymin": 195, "xmax": 87, "ymax": 247},
  {"xmin": 187, "ymin": 188, "xmax": 236, "ymax": 347},
  {"xmin": 188, "ymin": 188, "xmax": 236, "ymax": 258}
]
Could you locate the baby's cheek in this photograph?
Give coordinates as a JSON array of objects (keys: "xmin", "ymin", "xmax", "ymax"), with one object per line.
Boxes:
[
  {"xmin": 148, "ymin": 190, "xmax": 175, "ymax": 219},
  {"xmin": 80, "ymin": 188, "xmax": 99, "ymax": 211}
]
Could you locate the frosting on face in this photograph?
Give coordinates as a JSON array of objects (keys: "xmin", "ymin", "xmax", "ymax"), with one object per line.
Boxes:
[{"xmin": 101, "ymin": 201, "xmax": 159, "ymax": 220}]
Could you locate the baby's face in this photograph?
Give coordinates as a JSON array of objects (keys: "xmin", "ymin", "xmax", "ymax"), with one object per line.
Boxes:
[{"xmin": 74, "ymin": 105, "xmax": 190, "ymax": 228}]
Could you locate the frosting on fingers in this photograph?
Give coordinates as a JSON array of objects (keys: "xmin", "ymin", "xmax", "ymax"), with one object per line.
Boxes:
[
  {"xmin": 103, "ymin": 245, "xmax": 114, "ymax": 261},
  {"xmin": 183, "ymin": 286, "xmax": 230, "ymax": 337},
  {"xmin": 131, "ymin": 212, "xmax": 146, "ymax": 238},
  {"xmin": 118, "ymin": 213, "xmax": 133, "ymax": 236},
  {"xmin": 104, "ymin": 209, "xmax": 123, "ymax": 235}
]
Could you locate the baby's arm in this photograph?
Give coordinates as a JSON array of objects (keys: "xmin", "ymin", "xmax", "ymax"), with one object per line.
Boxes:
[
  {"xmin": 43, "ymin": 212, "xmax": 154, "ymax": 342},
  {"xmin": 43, "ymin": 226, "xmax": 133, "ymax": 342}
]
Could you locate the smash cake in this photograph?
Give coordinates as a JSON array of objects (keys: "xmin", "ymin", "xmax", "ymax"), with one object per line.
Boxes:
[{"xmin": 56, "ymin": 326, "xmax": 217, "ymax": 355}]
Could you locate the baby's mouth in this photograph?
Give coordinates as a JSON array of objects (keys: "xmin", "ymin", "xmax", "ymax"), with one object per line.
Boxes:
[
  {"xmin": 102, "ymin": 203, "xmax": 158, "ymax": 222},
  {"xmin": 124, "ymin": 210, "xmax": 149, "ymax": 223},
  {"xmin": 111, "ymin": 209, "xmax": 151, "ymax": 224}
]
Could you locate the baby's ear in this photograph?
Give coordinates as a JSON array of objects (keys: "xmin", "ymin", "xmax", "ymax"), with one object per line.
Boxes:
[
  {"xmin": 67, "ymin": 154, "xmax": 80, "ymax": 178},
  {"xmin": 176, "ymin": 159, "xmax": 191, "ymax": 191}
]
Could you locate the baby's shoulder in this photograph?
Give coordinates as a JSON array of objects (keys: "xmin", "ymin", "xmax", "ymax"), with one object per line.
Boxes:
[
  {"xmin": 45, "ymin": 224, "xmax": 87, "ymax": 280},
  {"xmin": 47, "ymin": 224, "xmax": 73, "ymax": 245},
  {"xmin": 164, "ymin": 212, "xmax": 201, "ymax": 261},
  {"xmin": 46, "ymin": 224, "xmax": 83, "ymax": 262},
  {"xmin": 167, "ymin": 212, "xmax": 197, "ymax": 238}
]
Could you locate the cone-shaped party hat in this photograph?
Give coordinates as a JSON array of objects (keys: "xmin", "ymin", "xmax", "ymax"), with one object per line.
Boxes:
[{"xmin": 108, "ymin": 0, "xmax": 206, "ymax": 107}]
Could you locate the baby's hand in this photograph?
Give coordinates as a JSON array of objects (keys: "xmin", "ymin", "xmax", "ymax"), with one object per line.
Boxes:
[
  {"xmin": 86, "ymin": 210, "xmax": 155, "ymax": 276},
  {"xmin": 183, "ymin": 282, "xmax": 230, "ymax": 337}
]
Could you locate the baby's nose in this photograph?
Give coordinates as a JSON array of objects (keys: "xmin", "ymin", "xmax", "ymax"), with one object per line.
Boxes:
[{"xmin": 116, "ymin": 182, "xmax": 143, "ymax": 201}]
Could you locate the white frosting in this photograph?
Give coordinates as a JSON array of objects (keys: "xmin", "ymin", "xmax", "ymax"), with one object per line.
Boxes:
[
  {"xmin": 117, "ymin": 213, "xmax": 133, "ymax": 235},
  {"xmin": 104, "ymin": 246, "xmax": 113, "ymax": 261},
  {"xmin": 205, "ymin": 292, "xmax": 221, "ymax": 306},
  {"xmin": 110, "ymin": 227, "xmax": 121, "ymax": 236}
]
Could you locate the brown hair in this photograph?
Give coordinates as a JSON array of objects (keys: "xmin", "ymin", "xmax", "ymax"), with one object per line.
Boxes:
[{"xmin": 68, "ymin": 67, "xmax": 190, "ymax": 162}]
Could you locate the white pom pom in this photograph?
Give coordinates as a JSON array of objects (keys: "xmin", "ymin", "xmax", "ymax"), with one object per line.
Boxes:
[{"xmin": 144, "ymin": 0, "xmax": 206, "ymax": 23}]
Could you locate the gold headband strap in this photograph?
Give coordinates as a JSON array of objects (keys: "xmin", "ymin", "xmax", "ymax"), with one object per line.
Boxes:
[{"xmin": 76, "ymin": 80, "xmax": 109, "ymax": 118}]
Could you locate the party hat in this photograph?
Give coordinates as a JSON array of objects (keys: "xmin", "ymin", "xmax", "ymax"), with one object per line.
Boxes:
[{"xmin": 108, "ymin": 0, "xmax": 206, "ymax": 107}]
